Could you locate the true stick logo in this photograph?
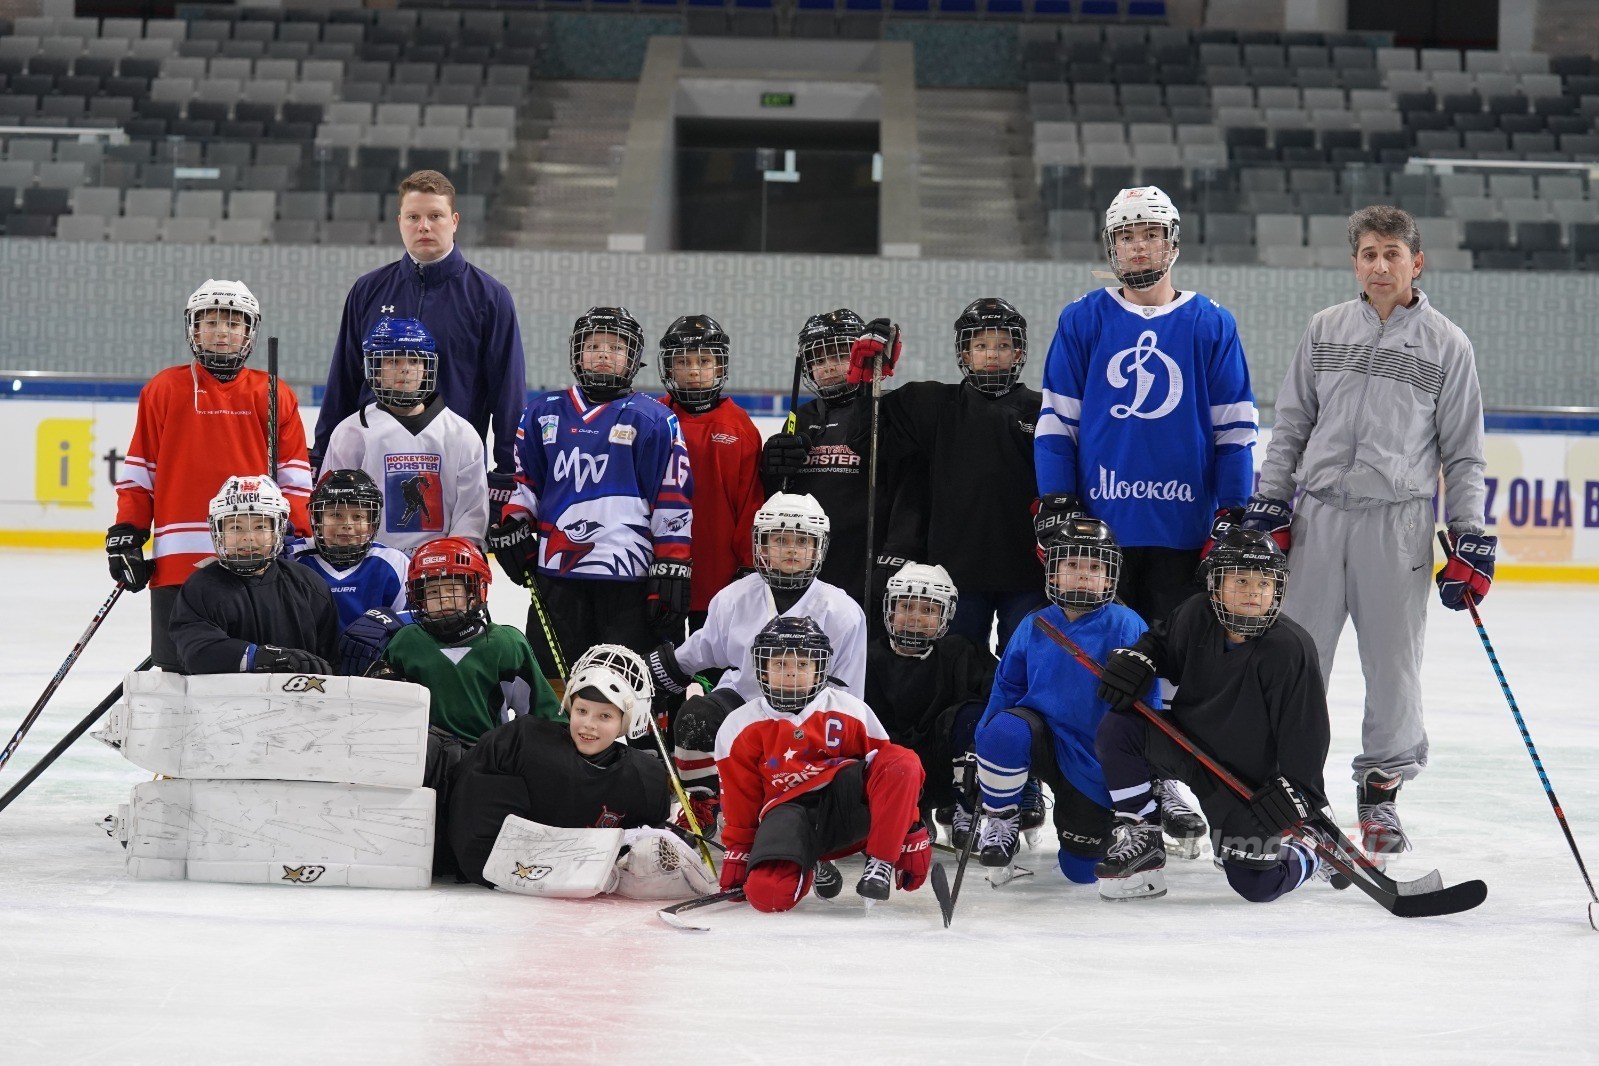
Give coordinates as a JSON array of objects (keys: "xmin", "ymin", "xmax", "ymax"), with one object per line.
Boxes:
[
  {"xmin": 282, "ymin": 865, "xmax": 325, "ymax": 883},
  {"xmin": 1107, "ymin": 330, "xmax": 1183, "ymax": 420},
  {"xmin": 282, "ymin": 675, "xmax": 328, "ymax": 693}
]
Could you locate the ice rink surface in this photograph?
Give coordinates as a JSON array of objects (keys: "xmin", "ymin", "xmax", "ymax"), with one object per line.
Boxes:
[{"xmin": 1, "ymin": 549, "xmax": 1595, "ymax": 1065}]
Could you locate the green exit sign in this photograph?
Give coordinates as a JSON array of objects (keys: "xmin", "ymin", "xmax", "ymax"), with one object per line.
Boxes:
[{"xmin": 761, "ymin": 92, "xmax": 796, "ymax": 108}]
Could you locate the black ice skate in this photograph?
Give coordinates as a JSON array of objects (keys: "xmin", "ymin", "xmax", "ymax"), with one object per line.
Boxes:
[
  {"xmin": 813, "ymin": 859, "xmax": 843, "ymax": 900},
  {"xmin": 1019, "ymin": 777, "xmax": 1046, "ymax": 849},
  {"xmin": 856, "ymin": 856, "xmax": 895, "ymax": 907},
  {"xmin": 977, "ymin": 804, "xmax": 1022, "ymax": 868},
  {"xmin": 1095, "ymin": 814, "xmax": 1167, "ymax": 901},
  {"xmin": 1357, "ymin": 767, "xmax": 1411, "ymax": 858},
  {"xmin": 1153, "ymin": 779, "xmax": 1207, "ymax": 859},
  {"xmin": 945, "ymin": 799, "xmax": 975, "ymax": 850}
]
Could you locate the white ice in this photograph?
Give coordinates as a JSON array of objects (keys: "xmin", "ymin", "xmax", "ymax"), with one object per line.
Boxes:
[{"xmin": 1, "ymin": 548, "xmax": 1596, "ymax": 1065}]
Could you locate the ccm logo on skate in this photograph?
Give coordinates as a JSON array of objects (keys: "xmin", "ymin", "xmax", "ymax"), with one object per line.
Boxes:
[
  {"xmin": 282, "ymin": 865, "xmax": 325, "ymax": 883},
  {"xmin": 513, "ymin": 862, "xmax": 552, "ymax": 881},
  {"xmin": 282, "ymin": 675, "xmax": 328, "ymax": 693}
]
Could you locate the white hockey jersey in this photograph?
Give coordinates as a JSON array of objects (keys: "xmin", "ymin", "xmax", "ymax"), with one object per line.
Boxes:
[{"xmin": 675, "ymin": 573, "xmax": 867, "ymax": 704}]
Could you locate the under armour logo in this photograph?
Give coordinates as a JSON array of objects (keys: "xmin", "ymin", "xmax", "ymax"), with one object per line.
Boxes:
[
  {"xmin": 381, "ymin": 305, "xmax": 396, "ymax": 314},
  {"xmin": 1107, "ymin": 330, "xmax": 1183, "ymax": 421}
]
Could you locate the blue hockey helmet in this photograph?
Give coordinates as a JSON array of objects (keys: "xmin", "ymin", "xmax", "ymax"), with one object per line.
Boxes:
[
  {"xmin": 751, "ymin": 615, "xmax": 833, "ymax": 713},
  {"xmin": 362, "ymin": 316, "xmax": 438, "ymax": 409}
]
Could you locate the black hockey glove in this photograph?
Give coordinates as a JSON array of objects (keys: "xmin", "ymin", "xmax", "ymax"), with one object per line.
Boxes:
[
  {"xmin": 339, "ymin": 606, "xmax": 411, "ymax": 678},
  {"xmin": 1200, "ymin": 506, "xmax": 1245, "ymax": 559},
  {"xmin": 487, "ymin": 512, "xmax": 538, "ymax": 587},
  {"xmin": 1241, "ymin": 495, "xmax": 1293, "ymax": 553},
  {"xmin": 646, "ymin": 560, "xmax": 692, "ymax": 630},
  {"xmin": 105, "ymin": 523, "xmax": 151, "ymax": 593},
  {"xmin": 250, "ymin": 645, "xmax": 332, "ymax": 675},
  {"xmin": 647, "ymin": 641, "xmax": 692, "ymax": 697},
  {"xmin": 760, "ymin": 431, "xmax": 811, "ymax": 484},
  {"xmin": 486, "ymin": 470, "xmax": 517, "ymax": 517},
  {"xmin": 1247, "ymin": 775, "xmax": 1313, "ymax": 835},
  {"xmin": 1032, "ymin": 493, "xmax": 1086, "ymax": 558},
  {"xmin": 1096, "ymin": 647, "xmax": 1157, "ymax": 715},
  {"xmin": 1436, "ymin": 531, "xmax": 1497, "ymax": 610}
]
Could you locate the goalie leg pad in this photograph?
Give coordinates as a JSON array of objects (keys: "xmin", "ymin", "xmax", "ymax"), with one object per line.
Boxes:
[
  {"xmin": 483, "ymin": 815, "xmax": 625, "ymax": 898},
  {"xmin": 612, "ymin": 827, "xmax": 718, "ymax": 899}
]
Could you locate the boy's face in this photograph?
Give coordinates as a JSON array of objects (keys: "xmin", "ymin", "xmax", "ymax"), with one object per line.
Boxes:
[
  {"xmin": 761, "ymin": 530, "xmax": 817, "ymax": 575},
  {"xmin": 421, "ymin": 575, "xmax": 473, "ymax": 616},
  {"xmin": 376, "ymin": 350, "xmax": 428, "ymax": 397},
  {"xmin": 668, "ymin": 349, "xmax": 722, "ymax": 391},
  {"xmin": 763, "ymin": 651, "xmax": 818, "ymax": 702},
  {"xmin": 317, "ymin": 503, "xmax": 372, "ymax": 548},
  {"xmin": 1110, "ymin": 222, "xmax": 1174, "ymax": 271},
  {"xmin": 963, "ymin": 328, "xmax": 1018, "ymax": 372},
  {"xmin": 1216, "ymin": 570, "xmax": 1278, "ymax": 618},
  {"xmin": 580, "ymin": 331, "xmax": 631, "ymax": 376},
  {"xmin": 193, "ymin": 308, "xmax": 250, "ymax": 354},
  {"xmin": 568, "ymin": 696, "xmax": 625, "ymax": 756},
  {"xmin": 889, "ymin": 595, "xmax": 945, "ymax": 639},
  {"xmin": 217, "ymin": 514, "xmax": 277, "ymax": 556},
  {"xmin": 1051, "ymin": 555, "xmax": 1113, "ymax": 599},
  {"xmin": 398, "ymin": 191, "xmax": 458, "ymax": 264},
  {"xmin": 806, "ymin": 340, "xmax": 851, "ymax": 389}
]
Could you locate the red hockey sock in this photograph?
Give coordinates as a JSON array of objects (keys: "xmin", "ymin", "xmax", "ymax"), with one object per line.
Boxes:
[{"xmin": 861, "ymin": 744, "xmax": 926, "ymax": 861}]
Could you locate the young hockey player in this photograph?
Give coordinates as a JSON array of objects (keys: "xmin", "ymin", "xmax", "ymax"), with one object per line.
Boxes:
[
  {"xmin": 1034, "ymin": 187, "xmax": 1258, "ymax": 626},
  {"xmin": 715, "ymin": 616, "xmax": 931, "ymax": 909},
  {"xmin": 320, "ymin": 316, "xmax": 491, "ymax": 555},
  {"xmin": 1093, "ymin": 528, "xmax": 1335, "ymax": 903},
  {"xmin": 650, "ymin": 492, "xmax": 868, "ymax": 831},
  {"xmin": 878, "ymin": 298, "xmax": 1045, "ymax": 652},
  {"xmin": 654, "ymin": 314, "xmax": 765, "ymax": 631},
  {"xmin": 489, "ymin": 307, "xmax": 694, "ymax": 669},
  {"xmin": 293, "ymin": 469, "xmax": 410, "ymax": 629},
  {"xmin": 109, "ymin": 280, "xmax": 312, "ymax": 670},
  {"xmin": 169, "ymin": 476, "xmax": 337, "ymax": 676}
]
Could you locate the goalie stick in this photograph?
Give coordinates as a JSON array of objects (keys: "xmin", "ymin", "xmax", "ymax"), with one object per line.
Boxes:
[
  {"xmin": 658, "ymin": 888, "xmax": 745, "ymax": 931},
  {"xmin": 1033, "ymin": 615, "xmax": 1487, "ymax": 919}
]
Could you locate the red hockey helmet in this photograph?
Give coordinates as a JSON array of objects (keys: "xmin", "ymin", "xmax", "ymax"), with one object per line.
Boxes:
[{"xmin": 408, "ymin": 537, "xmax": 492, "ymax": 642}]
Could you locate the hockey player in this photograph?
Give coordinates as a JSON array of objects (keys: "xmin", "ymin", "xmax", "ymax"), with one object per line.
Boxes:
[
  {"xmin": 293, "ymin": 469, "xmax": 410, "ymax": 629},
  {"xmin": 1035, "ymin": 187, "xmax": 1258, "ymax": 625},
  {"xmin": 108, "ymin": 280, "xmax": 312, "ymax": 670},
  {"xmin": 1248, "ymin": 206, "xmax": 1490, "ymax": 857},
  {"xmin": 654, "ymin": 314, "xmax": 764, "ymax": 631},
  {"xmin": 649, "ymin": 492, "xmax": 867, "ymax": 832},
  {"xmin": 488, "ymin": 307, "xmax": 694, "ymax": 670},
  {"xmin": 169, "ymin": 476, "xmax": 337, "ymax": 676},
  {"xmin": 715, "ymin": 616, "xmax": 931, "ymax": 910},
  {"xmin": 877, "ymin": 298, "xmax": 1045, "ymax": 652},
  {"xmin": 320, "ymin": 316, "xmax": 490, "ymax": 555},
  {"xmin": 1093, "ymin": 529, "xmax": 1335, "ymax": 903}
]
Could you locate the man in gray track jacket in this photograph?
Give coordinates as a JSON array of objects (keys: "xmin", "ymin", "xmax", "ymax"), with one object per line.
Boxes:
[{"xmin": 1244, "ymin": 205, "xmax": 1492, "ymax": 857}]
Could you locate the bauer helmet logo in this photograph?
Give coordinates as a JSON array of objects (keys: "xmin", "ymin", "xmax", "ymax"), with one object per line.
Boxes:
[
  {"xmin": 513, "ymin": 862, "xmax": 552, "ymax": 881},
  {"xmin": 282, "ymin": 864, "xmax": 325, "ymax": 883},
  {"xmin": 282, "ymin": 675, "xmax": 328, "ymax": 693}
]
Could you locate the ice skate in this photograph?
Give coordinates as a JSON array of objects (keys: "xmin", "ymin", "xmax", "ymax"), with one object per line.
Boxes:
[
  {"xmin": 1357, "ymin": 767, "xmax": 1410, "ymax": 859},
  {"xmin": 813, "ymin": 859, "xmax": 843, "ymax": 900},
  {"xmin": 856, "ymin": 856, "xmax": 895, "ymax": 907},
  {"xmin": 1095, "ymin": 814, "xmax": 1167, "ymax": 901},
  {"xmin": 1019, "ymin": 777, "xmax": 1047, "ymax": 849},
  {"xmin": 977, "ymin": 804, "xmax": 1021, "ymax": 869},
  {"xmin": 1153, "ymin": 779, "xmax": 1207, "ymax": 859}
]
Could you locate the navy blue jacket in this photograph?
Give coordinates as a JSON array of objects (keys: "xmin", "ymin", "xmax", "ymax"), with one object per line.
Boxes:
[{"xmin": 312, "ymin": 245, "xmax": 526, "ymax": 477}]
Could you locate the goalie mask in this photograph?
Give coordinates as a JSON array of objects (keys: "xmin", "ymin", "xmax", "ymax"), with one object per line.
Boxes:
[
  {"xmin": 186, "ymin": 279, "xmax": 260, "ymax": 379},
  {"xmin": 408, "ymin": 536, "xmax": 491, "ymax": 643},
  {"xmin": 1044, "ymin": 519, "xmax": 1122, "ymax": 613},
  {"xmin": 955, "ymin": 297, "xmax": 1028, "ymax": 396},
  {"xmin": 309, "ymin": 468, "xmax": 382, "ymax": 569},
  {"xmin": 560, "ymin": 643, "xmax": 655, "ymax": 743},
  {"xmin": 208, "ymin": 475, "xmax": 289, "ymax": 576},
  {"xmin": 1103, "ymin": 186, "xmax": 1181, "ymax": 292},
  {"xmin": 884, "ymin": 562, "xmax": 958, "ymax": 655},
  {"xmin": 571, "ymin": 306, "xmax": 645, "ymax": 401},
  {"xmin": 751, "ymin": 492, "xmax": 830, "ymax": 590},
  {"xmin": 798, "ymin": 308, "xmax": 866, "ymax": 403},
  {"xmin": 753, "ymin": 615, "xmax": 833, "ymax": 714},
  {"xmin": 658, "ymin": 314, "xmax": 730, "ymax": 411},
  {"xmin": 362, "ymin": 316, "xmax": 438, "ymax": 410},
  {"xmin": 1200, "ymin": 528, "xmax": 1289, "ymax": 638}
]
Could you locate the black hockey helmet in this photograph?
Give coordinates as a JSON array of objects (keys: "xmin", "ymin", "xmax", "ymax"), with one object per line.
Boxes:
[
  {"xmin": 752, "ymin": 615, "xmax": 833, "ymax": 713},
  {"xmin": 309, "ymin": 468, "xmax": 383, "ymax": 569},
  {"xmin": 570, "ymin": 306, "xmax": 645, "ymax": 400},
  {"xmin": 657, "ymin": 313, "xmax": 730, "ymax": 410},
  {"xmin": 1043, "ymin": 518, "xmax": 1122, "ymax": 613},
  {"xmin": 797, "ymin": 308, "xmax": 866, "ymax": 403},
  {"xmin": 954, "ymin": 297, "xmax": 1028, "ymax": 396},
  {"xmin": 1200, "ymin": 528, "xmax": 1289, "ymax": 638}
]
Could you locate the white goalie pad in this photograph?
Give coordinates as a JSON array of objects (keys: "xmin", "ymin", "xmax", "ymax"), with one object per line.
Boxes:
[
  {"xmin": 118, "ymin": 778, "xmax": 434, "ymax": 889},
  {"xmin": 94, "ymin": 670, "xmax": 431, "ymax": 787},
  {"xmin": 612, "ymin": 827, "xmax": 718, "ymax": 900},
  {"xmin": 483, "ymin": 816, "xmax": 625, "ymax": 898}
]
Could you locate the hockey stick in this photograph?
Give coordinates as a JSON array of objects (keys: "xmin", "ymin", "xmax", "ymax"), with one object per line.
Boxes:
[
  {"xmin": 523, "ymin": 575, "xmax": 569, "ymax": 694},
  {"xmin": 658, "ymin": 887, "xmax": 744, "ymax": 931},
  {"xmin": 266, "ymin": 336, "xmax": 279, "ymax": 480},
  {"xmin": 860, "ymin": 323, "xmax": 896, "ymax": 610},
  {"xmin": 0, "ymin": 657, "xmax": 152, "ymax": 816},
  {"xmin": 932, "ymin": 752, "xmax": 981, "ymax": 927},
  {"xmin": 780, "ymin": 351, "xmax": 804, "ymax": 493},
  {"xmin": 1438, "ymin": 530, "xmax": 1598, "ymax": 931},
  {"xmin": 643, "ymin": 706, "xmax": 718, "ymax": 874},
  {"xmin": 1033, "ymin": 616, "xmax": 1488, "ymax": 918},
  {"xmin": 0, "ymin": 584, "xmax": 127, "ymax": 774}
]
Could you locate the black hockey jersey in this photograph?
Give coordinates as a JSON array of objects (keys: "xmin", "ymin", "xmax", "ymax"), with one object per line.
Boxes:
[
  {"xmin": 169, "ymin": 559, "xmax": 340, "ymax": 675},
  {"xmin": 865, "ymin": 633, "xmax": 995, "ymax": 751}
]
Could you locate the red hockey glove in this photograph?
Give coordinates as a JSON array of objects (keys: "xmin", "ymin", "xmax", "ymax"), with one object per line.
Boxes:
[
  {"xmin": 719, "ymin": 848, "xmax": 750, "ymax": 891},
  {"xmin": 846, "ymin": 318, "xmax": 901, "ymax": 386},
  {"xmin": 1436, "ymin": 531, "xmax": 1496, "ymax": 610},
  {"xmin": 1200, "ymin": 506, "xmax": 1245, "ymax": 559},
  {"xmin": 1241, "ymin": 495, "xmax": 1293, "ymax": 553},
  {"xmin": 895, "ymin": 822, "xmax": 933, "ymax": 891}
]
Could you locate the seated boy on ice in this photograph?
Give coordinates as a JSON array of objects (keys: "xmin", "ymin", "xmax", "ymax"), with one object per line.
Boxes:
[
  {"xmin": 714, "ymin": 616, "xmax": 930, "ymax": 911},
  {"xmin": 293, "ymin": 468, "xmax": 410, "ymax": 629},
  {"xmin": 1093, "ymin": 528, "xmax": 1336, "ymax": 903}
]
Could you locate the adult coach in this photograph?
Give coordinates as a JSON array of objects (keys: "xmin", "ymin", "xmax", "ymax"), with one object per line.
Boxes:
[
  {"xmin": 312, "ymin": 170, "xmax": 526, "ymax": 510},
  {"xmin": 1247, "ymin": 205, "xmax": 1490, "ymax": 858}
]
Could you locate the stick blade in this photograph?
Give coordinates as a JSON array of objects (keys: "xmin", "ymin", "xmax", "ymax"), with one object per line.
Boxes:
[
  {"xmin": 1588, "ymin": 900, "xmax": 1598, "ymax": 932},
  {"xmin": 1394, "ymin": 869, "xmax": 1445, "ymax": 896},
  {"xmin": 1388, "ymin": 879, "xmax": 1488, "ymax": 918},
  {"xmin": 931, "ymin": 862, "xmax": 953, "ymax": 928}
]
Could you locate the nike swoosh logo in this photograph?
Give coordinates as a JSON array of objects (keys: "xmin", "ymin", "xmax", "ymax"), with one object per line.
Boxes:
[
  {"xmin": 1403, "ymin": 342, "xmax": 1419, "ymax": 348},
  {"xmin": 1411, "ymin": 562, "xmax": 1426, "ymax": 570}
]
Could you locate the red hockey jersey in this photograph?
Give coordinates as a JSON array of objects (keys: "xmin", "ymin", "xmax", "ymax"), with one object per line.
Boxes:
[
  {"xmin": 116, "ymin": 362, "xmax": 312, "ymax": 589},
  {"xmin": 658, "ymin": 396, "xmax": 764, "ymax": 612},
  {"xmin": 713, "ymin": 688, "xmax": 889, "ymax": 854}
]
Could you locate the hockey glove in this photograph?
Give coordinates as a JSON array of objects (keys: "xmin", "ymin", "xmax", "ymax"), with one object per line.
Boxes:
[
  {"xmin": 760, "ymin": 431, "xmax": 811, "ymax": 484},
  {"xmin": 846, "ymin": 317, "xmax": 902, "ymax": 386},
  {"xmin": 1032, "ymin": 493, "xmax": 1086, "ymax": 559},
  {"xmin": 719, "ymin": 847, "xmax": 750, "ymax": 891},
  {"xmin": 646, "ymin": 560, "xmax": 692, "ymax": 630},
  {"xmin": 249, "ymin": 645, "xmax": 332, "ymax": 675},
  {"xmin": 1096, "ymin": 647, "xmax": 1157, "ymax": 715},
  {"xmin": 647, "ymin": 641, "xmax": 692, "ymax": 697},
  {"xmin": 1436, "ymin": 531, "xmax": 1497, "ymax": 610},
  {"xmin": 339, "ymin": 606, "xmax": 412, "ymax": 677},
  {"xmin": 1247, "ymin": 775, "xmax": 1313, "ymax": 835},
  {"xmin": 105, "ymin": 523, "xmax": 151, "ymax": 593},
  {"xmin": 1241, "ymin": 495, "xmax": 1293, "ymax": 553},
  {"xmin": 895, "ymin": 822, "xmax": 933, "ymax": 891},
  {"xmin": 487, "ymin": 512, "xmax": 538, "ymax": 587},
  {"xmin": 486, "ymin": 470, "xmax": 517, "ymax": 517},
  {"xmin": 1200, "ymin": 506, "xmax": 1245, "ymax": 559}
]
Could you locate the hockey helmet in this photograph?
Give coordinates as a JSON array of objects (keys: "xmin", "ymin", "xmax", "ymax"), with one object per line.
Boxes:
[
  {"xmin": 658, "ymin": 314, "xmax": 730, "ymax": 410},
  {"xmin": 208, "ymin": 474, "xmax": 289, "ymax": 575},
  {"xmin": 883, "ymin": 562, "xmax": 959, "ymax": 654},
  {"xmin": 752, "ymin": 615, "xmax": 833, "ymax": 714},
  {"xmin": 570, "ymin": 306, "xmax": 645, "ymax": 400},
  {"xmin": 1102, "ymin": 186, "xmax": 1181, "ymax": 292},
  {"xmin": 954, "ymin": 297, "xmax": 1028, "ymax": 396},
  {"xmin": 408, "ymin": 536, "xmax": 492, "ymax": 643},
  {"xmin": 1200, "ymin": 528, "xmax": 1289, "ymax": 638},
  {"xmin": 186, "ymin": 279, "xmax": 260, "ymax": 378},
  {"xmin": 797, "ymin": 309, "xmax": 866, "ymax": 403},
  {"xmin": 1044, "ymin": 518, "xmax": 1122, "ymax": 613},
  {"xmin": 309, "ymin": 468, "xmax": 383, "ymax": 569},
  {"xmin": 560, "ymin": 643, "xmax": 656, "ymax": 742},
  {"xmin": 751, "ymin": 492, "xmax": 831, "ymax": 590},
  {"xmin": 362, "ymin": 316, "xmax": 438, "ymax": 410}
]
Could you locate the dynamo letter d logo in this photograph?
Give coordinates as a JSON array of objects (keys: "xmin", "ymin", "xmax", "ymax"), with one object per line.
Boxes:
[{"xmin": 35, "ymin": 419, "xmax": 95, "ymax": 507}]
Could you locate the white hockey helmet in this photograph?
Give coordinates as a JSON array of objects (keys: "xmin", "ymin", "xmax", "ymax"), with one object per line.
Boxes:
[
  {"xmin": 185, "ymin": 279, "xmax": 261, "ymax": 377},
  {"xmin": 883, "ymin": 562, "xmax": 958, "ymax": 653},
  {"xmin": 751, "ymin": 492, "xmax": 831, "ymax": 590},
  {"xmin": 208, "ymin": 474, "xmax": 289, "ymax": 575},
  {"xmin": 1102, "ymin": 187, "xmax": 1181, "ymax": 291},
  {"xmin": 560, "ymin": 643, "xmax": 655, "ymax": 741}
]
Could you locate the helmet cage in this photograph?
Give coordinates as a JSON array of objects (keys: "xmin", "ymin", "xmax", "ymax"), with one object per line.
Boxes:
[
  {"xmin": 364, "ymin": 343, "xmax": 437, "ymax": 410},
  {"xmin": 186, "ymin": 290, "xmax": 259, "ymax": 377},
  {"xmin": 956, "ymin": 323, "xmax": 1027, "ymax": 396},
  {"xmin": 570, "ymin": 308, "xmax": 645, "ymax": 397},
  {"xmin": 659, "ymin": 341, "xmax": 729, "ymax": 408},
  {"xmin": 208, "ymin": 476, "xmax": 289, "ymax": 576},
  {"xmin": 755, "ymin": 642, "xmax": 831, "ymax": 713},
  {"xmin": 883, "ymin": 564, "xmax": 958, "ymax": 653},
  {"xmin": 408, "ymin": 538, "xmax": 492, "ymax": 643},
  {"xmin": 1045, "ymin": 539, "xmax": 1122, "ymax": 613},
  {"xmin": 1206, "ymin": 564, "xmax": 1285, "ymax": 638},
  {"xmin": 309, "ymin": 473, "xmax": 382, "ymax": 569},
  {"xmin": 751, "ymin": 499, "xmax": 830, "ymax": 590},
  {"xmin": 560, "ymin": 644, "xmax": 655, "ymax": 741}
]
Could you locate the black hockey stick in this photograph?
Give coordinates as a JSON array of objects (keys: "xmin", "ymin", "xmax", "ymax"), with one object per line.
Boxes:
[
  {"xmin": 0, "ymin": 657, "xmax": 151, "ymax": 816},
  {"xmin": 860, "ymin": 322, "xmax": 897, "ymax": 610},
  {"xmin": 1033, "ymin": 616, "xmax": 1487, "ymax": 918},
  {"xmin": 1439, "ymin": 531, "xmax": 1597, "ymax": 931},
  {"xmin": 266, "ymin": 336, "xmax": 280, "ymax": 480},
  {"xmin": 0, "ymin": 584, "xmax": 126, "ymax": 774},
  {"xmin": 932, "ymin": 752, "xmax": 982, "ymax": 927},
  {"xmin": 658, "ymin": 887, "xmax": 744, "ymax": 931},
  {"xmin": 780, "ymin": 349, "xmax": 804, "ymax": 493}
]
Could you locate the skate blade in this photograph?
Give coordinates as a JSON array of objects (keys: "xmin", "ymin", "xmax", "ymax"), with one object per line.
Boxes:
[
  {"xmin": 1163, "ymin": 833, "xmax": 1204, "ymax": 860},
  {"xmin": 987, "ymin": 864, "xmax": 1034, "ymax": 888},
  {"xmin": 1096, "ymin": 870, "xmax": 1167, "ymax": 902},
  {"xmin": 1023, "ymin": 827, "xmax": 1042, "ymax": 850}
]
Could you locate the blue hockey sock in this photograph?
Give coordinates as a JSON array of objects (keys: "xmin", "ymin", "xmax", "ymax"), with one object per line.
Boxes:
[
  {"xmin": 975, "ymin": 710, "xmax": 1032, "ymax": 809},
  {"xmin": 1057, "ymin": 849, "xmax": 1099, "ymax": 884}
]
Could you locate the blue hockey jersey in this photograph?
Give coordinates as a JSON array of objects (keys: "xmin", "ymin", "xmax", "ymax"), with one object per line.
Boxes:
[
  {"xmin": 1036, "ymin": 288, "xmax": 1258, "ymax": 549},
  {"xmin": 981, "ymin": 601, "xmax": 1155, "ymax": 807},
  {"xmin": 293, "ymin": 542, "xmax": 410, "ymax": 629},
  {"xmin": 507, "ymin": 387, "xmax": 693, "ymax": 581}
]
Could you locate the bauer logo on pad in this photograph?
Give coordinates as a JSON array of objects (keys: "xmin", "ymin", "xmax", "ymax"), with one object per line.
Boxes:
[{"xmin": 281, "ymin": 675, "xmax": 328, "ymax": 693}]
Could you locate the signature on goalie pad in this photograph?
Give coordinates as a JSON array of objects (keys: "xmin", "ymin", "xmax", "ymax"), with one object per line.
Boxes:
[
  {"xmin": 513, "ymin": 862, "xmax": 553, "ymax": 881},
  {"xmin": 282, "ymin": 864, "xmax": 326, "ymax": 883},
  {"xmin": 281, "ymin": 675, "xmax": 328, "ymax": 693}
]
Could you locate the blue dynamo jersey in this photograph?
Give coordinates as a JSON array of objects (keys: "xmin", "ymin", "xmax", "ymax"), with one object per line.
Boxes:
[
  {"xmin": 1036, "ymin": 288, "xmax": 1259, "ymax": 549},
  {"xmin": 293, "ymin": 542, "xmax": 410, "ymax": 629}
]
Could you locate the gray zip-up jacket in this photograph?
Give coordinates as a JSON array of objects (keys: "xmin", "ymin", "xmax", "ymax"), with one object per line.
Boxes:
[{"xmin": 1258, "ymin": 289, "xmax": 1487, "ymax": 533}]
